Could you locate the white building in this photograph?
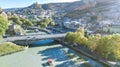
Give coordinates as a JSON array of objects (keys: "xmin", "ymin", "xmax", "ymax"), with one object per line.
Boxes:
[
  {"xmin": 100, "ymin": 20, "xmax": 120, "ymax": 33},
  {"xmin": 64, "ymin": 21, "xmax": 84, "ymax": 29},
  {"xmin": 99, "ymin": 20, "xmax": 112, "ymax": 27}
]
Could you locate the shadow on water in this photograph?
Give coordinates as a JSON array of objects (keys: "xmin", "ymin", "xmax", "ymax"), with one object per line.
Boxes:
[
  {"xmin": 37, "ymin": 46, "xmax": 75, "ymax": 67},
  {"xmin": 33, "ymin": 39, "xmax": 76, "ymax": 67},
  {"xmin": 37, "ymin": 46, "xmax": 68, "ymax": 61},
  {"xmin": 29, "ymin": 39, "xmax": 59, "ymax": 47},
  {"xmin": 30, "ymin": 39, "xmax": 74, "ymax": 63},
  {"xmin": 30, "ymin": 39, "xmax": 76, "ymax": 67},
  {"xmin": 31, "ymin": 39, "xmax": 109, "ymax": 67}
]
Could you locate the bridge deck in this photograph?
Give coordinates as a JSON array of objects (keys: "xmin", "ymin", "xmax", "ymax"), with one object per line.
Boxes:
[{"xmin": 1, "ymin": 33, "xmax": 66, "ymax": 42}]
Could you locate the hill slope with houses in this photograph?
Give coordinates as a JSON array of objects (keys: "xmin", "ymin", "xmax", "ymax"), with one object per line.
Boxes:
[{"xmin": 3, "ymin": 0, "xmax": 97, "ymax": 20}]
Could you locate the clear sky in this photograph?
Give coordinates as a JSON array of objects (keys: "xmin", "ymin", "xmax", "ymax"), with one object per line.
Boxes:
[{"xmin": 0, "ymin": 0, "xmax": 79, "ymax": 9}]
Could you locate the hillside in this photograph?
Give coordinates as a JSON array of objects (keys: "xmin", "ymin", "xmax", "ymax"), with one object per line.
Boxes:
[
  {"xmin": 3, "ymin": 0, "xmax": 118, "ymax": 22},
  {"xmin": 15, "ymin": 2, "xmax": 44, "ymax": 15},
  {"xmin": 3, "ymin": 0, "xmax": 97, "ymax": 19},
  {"xmin": 65, "ymin": 0, "xmax": 119, "ymax": 19}
]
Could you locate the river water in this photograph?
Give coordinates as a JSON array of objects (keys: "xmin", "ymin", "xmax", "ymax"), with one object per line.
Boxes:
[{"xmin": 0, "ymin": 39, "xmax": 109, "ymax": 67}]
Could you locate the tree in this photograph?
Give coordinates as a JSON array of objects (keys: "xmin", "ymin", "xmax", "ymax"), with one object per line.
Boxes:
[
  {"xmin": 87, "ymin": 35, "xmax": 100, "ymax": 51},
  {"xmin": 31, "ymin": 17, "xmax": 55, "ymax": 28},
  {"xmin": 44, "ymin": 17, "xmax": 55, "ymax": 26},
  {"xmin": 0, "ymin": 16, "xmax": 8, "ymax": 39},
  {"xmin": 74, "ymin": 31, "xmax": 88, "ymax": 45},
  {"xmin": 77, "ymin": 28, "xmax": 85, "ymax": 35},
  {"xmin": 64, "ymin": 32, "xmax": 74, "ymax": 43},
  {"xmin": 65, "ymin": 29, "xmax": 120, "ymax": 61},
  {"xmin": 64, "ymin": 29, "xmax": 88, "ymax": 45},
  {"xmin": 21, "ymin": 19, "xmax": 33, "ymax": 26},
  {"xmin": 95, "ymin": 34, "xmax": 120, "ymax": 60},
  {"xmin": 35, "ymin": 20, "xmax": 41, "ymax": 25},
  {"xmin": 9, "ymin": 16, "xmax": 22, "ymax": 25},
  {"xmin": 44, "ymin": 18, "xmax": 50, "ymax": 24},
  {"xmin": 41, "ymin": 22, "xmax": 47, "ymax": 28},
  {"xmin": 16, "ymin": 19, "xmax": 22, "ymax": 25},
  {"xmin": 50, "ymin": 22, "xmax": 55, "ymax": 26}
]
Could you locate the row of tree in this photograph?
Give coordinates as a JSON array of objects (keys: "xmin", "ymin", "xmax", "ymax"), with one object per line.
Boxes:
[
  {"xmin": 8, "ymin": 15, "xmax": 33, "ymax": 27},
  {"xmin": 33, "ymin": 17, "xmax": 55, "ymax": 28},
  {"xmin": 64, "ymin": 28, "xmax": 120, "ymax": 61},
  {"xmin": 94, "ymin": 34, "xmax": 120, "ymax": 60},
  {"xmin": 8, "ymin": 14, "xmax": 55, "ymax": 28}
]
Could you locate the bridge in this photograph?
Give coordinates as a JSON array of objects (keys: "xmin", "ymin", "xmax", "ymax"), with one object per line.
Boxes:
[
  {"xmin": 3, "ymin": 33, "xmax": 66, "ymax": 42},
  {"xmin": 1, "ymin": 33, "xmax": 66, "ymax": 45}
]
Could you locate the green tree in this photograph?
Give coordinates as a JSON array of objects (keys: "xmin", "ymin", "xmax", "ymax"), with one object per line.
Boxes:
[
  {"xmin": 44, "ymin": 18, "xmax": 50, "ymax": 24},
  {"xmin": 16, "ymin": 19, "xmax": 22, "ymax": 25},
  {"xmin": 0, "ymin": 16, "xmax": 8, "ymax": 39},
  {"xmin": 77, "ymin": 28, "xmax": 84, "ymax": 35},
  {"xmin": 50, "ymin": 22, "xmax": 55, "ymax": 26},
  {"xmin": 31, "ymin": 17, "xmax": 55, "ymax": 28},
  {"xmin": 22, "ymin": 19, "xmax": 33, "ymax": 26},
  {"xmin": 9, "ymin": 16, "xmax": 22, "ymax": 25},
  {"xmin": 74, "ymin": 31, "xmax": 88, "ymax": 45},
  {"xmin": 41, "ymin": 22, "xmax": 47, "ymax": 28},
  {"xmin": 64, "ymin": 29, "xmax": 88, "ymax": 45},
  {"xmin": 95, "ymin": 34, "xmax": 120, "ymax": 60},
  {"xmin": 35, "ymin": 20, "xmax": 41, "ymax": 25},
  {"xmin": 64, "ymin": 32, "xmax": 74, "ymax": 43},
  {"xmin": 87, "ymin": 34, "xmax": 100, "ymax": 51}
]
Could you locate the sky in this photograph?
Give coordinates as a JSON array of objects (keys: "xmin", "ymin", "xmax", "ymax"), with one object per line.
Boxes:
[{"xmin": 0, "ymin": 0, "xmax": 79, "ymax": 9}]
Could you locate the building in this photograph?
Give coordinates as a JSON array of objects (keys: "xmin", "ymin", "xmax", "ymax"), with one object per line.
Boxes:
[
  {"xmin": 63, "ymin": 21, "xmax": 84, "ymax": 29},
  {"xmin": 100, "ymin": 20, "xmax": 120, "ymax": 33},
  {"xmin": 109, "ymin": 24, "xmax": 120, "ymax": 33}
]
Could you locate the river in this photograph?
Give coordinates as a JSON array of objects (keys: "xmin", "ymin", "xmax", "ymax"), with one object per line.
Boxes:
[{"xmin": 0, "ymin": 39, "xmax": 109, "ymax": 67}]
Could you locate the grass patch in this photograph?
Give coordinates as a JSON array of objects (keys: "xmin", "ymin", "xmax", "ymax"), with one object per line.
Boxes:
[{"xmin": 0, "ymin": 42, "xmax": 25, "ymax": 56}]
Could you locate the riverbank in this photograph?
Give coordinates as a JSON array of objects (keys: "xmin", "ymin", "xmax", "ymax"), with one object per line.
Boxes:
[{"xmin": 0, "ymin": 42, "xmax": 25, "ymax": 57}]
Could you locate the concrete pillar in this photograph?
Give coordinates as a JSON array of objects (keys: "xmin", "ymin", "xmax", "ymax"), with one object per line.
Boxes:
[{"xmin": 25, "ymin": 39, "xmax": 29, "ymax": 47}]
